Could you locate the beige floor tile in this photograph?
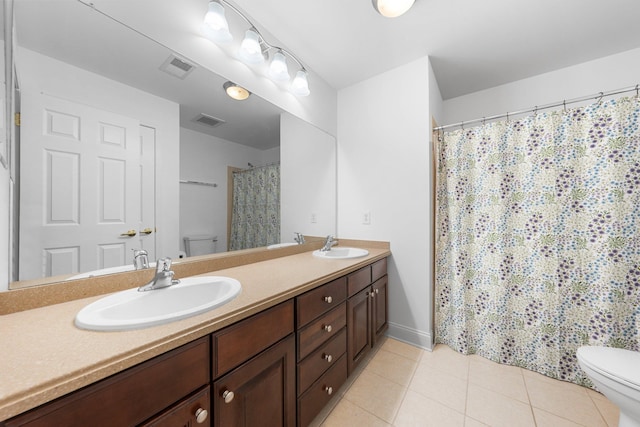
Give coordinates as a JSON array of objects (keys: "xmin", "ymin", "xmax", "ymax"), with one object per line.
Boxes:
[
  {"xmin": 321, "ymin": 399, "xmax": 390, "ymax": 427},
  {"xmin": 468, "ymin": 357, "xmax": 529, "ymax": 403},
  {"xmin": 533, "ymin": 408, "xmax": 584, "ymax": 427},
  {"xmin": 365, "ymin": 349, "xmax": 418, "ymax": 387},
  {"xmin": 525, "ymin": 374, "xmax": 607, "ymax": 427},
  {"xmin": 420, "ymin": 344, "xmax": 470, "ymax": 380},
  {"xmin": 466, "ymin": 383, "xmax": 536, "ymax": 427},
  {"xmin": 588, "ymin": 392, "xmax": 620, "ymax": 427},
  {"xmin": 380, "ymin": 338, "xmax": 424, "ymax": 361},
  {"xmin": 409, "ymin": 363, "xmax": 467, "ymax": 413},
  {"xmin": 464, "ymin": 417, "xmax": 489, "ymax": 427},
  {"xmin": 521, "ymin": 368, "xmax": 589, "ymax": 396},
  {"xmin": 393, "ymin": 390, "xmax": 465, "ymax": 427},
  {"xmin": 343, "ymin": 369, "xmax": 405, "ymax": 423}
]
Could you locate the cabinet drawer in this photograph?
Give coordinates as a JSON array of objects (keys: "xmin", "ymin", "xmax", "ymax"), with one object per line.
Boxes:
[
  {"xmin": 297, "ymin": 355, "xmax": 347, "ymax": 427},
  {"xmin": 142, "ymin": 386, "xmax": 211, "ymax": 427},
  {"xmin": 213, "ymin": 300, "xmax": 294, "ymax": 377},
  {"xmin": 372, "ymin": 257, "xmax": 387, "ymax": 282},
  {"xmin": 4, "ymin": 337, "xmax": 210, "ymax": 427},
  {"xmin": 296, "ymin": 276, "xmax": 346, "ymax": 327},
  {"xmin": 297, "ymin": 327, "xmax": 346, "ymax": 394},
  {"xmin": 347, "ymin": 266, "xmax": 371, "ymax": 297},
  {"xmin": 297, "ymin": 302, "xmax": 346, "ymax": 361}
]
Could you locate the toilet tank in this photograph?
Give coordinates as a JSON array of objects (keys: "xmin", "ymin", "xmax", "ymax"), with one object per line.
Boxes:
[{"xmin": 183, "ymin": 235, "xmax": 218, "ymax": 257}]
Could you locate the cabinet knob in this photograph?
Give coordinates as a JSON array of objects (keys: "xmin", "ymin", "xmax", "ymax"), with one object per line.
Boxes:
[
  {"xmin": 323, "ymin": 353, "xmax": 333, "ymax": 363},
  {"xmin": 324, "ymin": 386, "xmax": 333, "ymax": 395},
  {"xmin": 323, "ymin": 324, "xmax": 332, "ymax": 333},
  {"xmin": 324, "ymin": 295, "xmax": 333, "ymax": 304},
  {"xmin": 195, "ymin": 408, "xmax": 208, "ymax": 424},
  {"xmin": 222, "ymin": 390, "xmax": 235, "ymax": 403},
  {"xmin": 375, "ymin": 288, "xmax": 379, "ymax": 294},
  {"xmin": 370, "ymin": 292, "xmax": 375, "ymax": 298}
]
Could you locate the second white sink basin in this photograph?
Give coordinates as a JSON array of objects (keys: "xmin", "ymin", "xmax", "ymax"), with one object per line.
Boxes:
[
  {"xmin": 312, "ymin": 247, "xmax": 369, "ymax": 259},
  {"xmin": 75, "ymin": 276, "xmax": 241, "ymax": 331}
]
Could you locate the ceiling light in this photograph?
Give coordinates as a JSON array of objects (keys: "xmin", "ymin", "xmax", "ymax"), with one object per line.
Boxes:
[
  {"xmin": 223, "ymin": 81, "xmax": 251, "ymax": 101},
  {"xmin": 238, "ymin": 28, "xmax": 266, "ymax": 64},
  {"xmin": 372, "ymin": 0, "xmax": 415, "ymax": 17},
  {"xmin": 202, "ymin": 0, "xmax": 232, "ymax": 43},
  {"xmin": 268, "ymin": 50, "xmax": 290, "ymax": 82},
  {"xmin": 291, "ymin": 70, "xmax": 310, "ymax": 96}
]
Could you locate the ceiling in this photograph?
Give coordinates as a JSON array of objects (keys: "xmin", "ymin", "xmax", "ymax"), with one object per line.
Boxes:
[
  {"xmin": 14, "ymin": 0, "xmax": 640, "ymax": 150},
  {"xmin": 236, "ymin": 0, "xmax": 640, "ymax": 99}
]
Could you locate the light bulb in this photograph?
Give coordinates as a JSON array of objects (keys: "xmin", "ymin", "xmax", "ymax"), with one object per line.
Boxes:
[
  {"xmin": 202, "ymin": 0, "xmax": 232, "ymax": 43},
  {"xmin": 223, "ymin": 81, "xmax": 251, "ymax": 101},
  {"xmin": 372, "ymin": 0, "xmax": 415, "ymax": 17},
  {"xmin": 268, "ymin": 51, "xmax": 290, "ymax": 82},
  {"xmin": 291, "ymin": 70, "xmax": 310, "ymax": 96},
  {"xmin": 238, "ymin": 29, "xmax": 265, "ymax": 64}
]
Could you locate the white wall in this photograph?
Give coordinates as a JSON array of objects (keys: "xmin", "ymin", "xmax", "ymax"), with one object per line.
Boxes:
[
  {"xmin": 338, "ymin": 57, "xmax": 433, "ymax": 349},
  {"xmin": 13, "ymin": 48, "xmax": 180, "ymax": 273},
  {"xmin": 0, "ymin": 166, "xmax": 9, "ymax": 291},
  {"xmin": 179, "ymin": 127, "xmax": 278, "ymax": 253},
  {"xmin": 280, "ymin": 112, "xmax": 336, "ymax": 242},
  {"xmin": 441, "ymin": 47, "xmax": 640, "ymax": 125}
]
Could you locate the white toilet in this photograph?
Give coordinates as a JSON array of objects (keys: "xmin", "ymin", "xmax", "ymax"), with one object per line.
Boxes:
[
  {"xmin": 577, "ymin": 346, "xmax": 640, "ymax": 427},
  {"xmin": 183, "ymin": 235, "xmax": 218, "ymax": 257}
]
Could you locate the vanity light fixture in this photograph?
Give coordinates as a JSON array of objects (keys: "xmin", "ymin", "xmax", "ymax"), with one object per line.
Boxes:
[
  {"xmin": 202, "ymin": 0, "xmax": 233, "ymax": 42},
  {"xmin": 202, "ymin": 0, "xmax": 311, "ymax": 96},
  {"xmin": 372, "ymin": 0, "xmax": 416, "ymax": 17},
  {"xmin": 223, "ymin": 81, "xmax": 251, "ymax": 101}
]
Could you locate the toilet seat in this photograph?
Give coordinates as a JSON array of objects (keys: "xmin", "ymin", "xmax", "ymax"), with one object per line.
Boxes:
[{"xmin": 577, "ymin": 346, "xmax": 640, "ymax": 390}]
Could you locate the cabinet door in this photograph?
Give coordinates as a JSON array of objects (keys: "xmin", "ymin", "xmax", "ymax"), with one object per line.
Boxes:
[
  {"xmin": 346, "ymin": 287, "xmax": 371, "ymax": 375},
  {"xmin": 371, "ymin": 276, "xmax": 388, "ymax": 345},
  {"xmin": 213, "ymin": 335, "xmax": 295, "ymax": 427}
]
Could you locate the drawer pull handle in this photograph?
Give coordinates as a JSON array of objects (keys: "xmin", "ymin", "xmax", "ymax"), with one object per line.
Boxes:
[
  {"xmin": 323, "ymin": 324, "xmax": 332, "ymax": 333},
  {"xmin": 324, "ymin": 386, "xmax": 333, "ymax": 395},
  {"xmin": 222, "ymin": 390, "xmax": 235, "ymax": 403},
  {"xmin": 324, "ymin": 295, "xmax": 333, "ymax": 304},
  {"xmin": 323, "ymin": 353, "xmax": 333, "ymax": 363},
  {"xmin": 195, "ymin": 408, "xmax": 208, "ymax": 423}
]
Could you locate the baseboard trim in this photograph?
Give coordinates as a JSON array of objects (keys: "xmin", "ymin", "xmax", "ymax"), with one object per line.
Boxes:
[{"xmin": 386, "ymin": 322, "xmax": 434, "ymax": 351}]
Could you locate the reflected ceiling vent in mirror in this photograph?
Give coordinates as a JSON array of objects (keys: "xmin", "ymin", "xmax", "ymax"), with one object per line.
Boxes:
[
  {"xmin": 159, "ymin": 54, "xmax": 196, "ymax": 79},
  {"xmin": 193, "ymin": 113, "xmax": 226, "ymax": 128}
]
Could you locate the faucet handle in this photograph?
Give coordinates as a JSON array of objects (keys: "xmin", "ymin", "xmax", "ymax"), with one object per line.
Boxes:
[
  {"xmin": 294, "ymin": 232, "xmax": 305, "ymax": 244},
  {"xmin": 156, "ymin": 257, "xmax": 172, "ymax": 272}
]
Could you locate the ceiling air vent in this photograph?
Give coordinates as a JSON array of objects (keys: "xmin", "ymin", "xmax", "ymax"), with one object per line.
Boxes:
[
  {"xmin": 193, "ymin": 113, "xmax": 226, "ymax": 128},
  {"xmin": 159, "ymin": 54, "xmax": 195, "ymax": 79}
]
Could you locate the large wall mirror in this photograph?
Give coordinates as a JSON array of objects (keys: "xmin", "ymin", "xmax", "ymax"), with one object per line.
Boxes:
[{"xmin": 8, "ymin": 0, "xmax": 337, "ymax": 289}]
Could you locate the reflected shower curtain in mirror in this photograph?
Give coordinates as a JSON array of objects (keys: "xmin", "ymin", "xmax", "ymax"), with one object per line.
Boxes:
[
  {"xmin": 229, "ymin": 163, "xmax": 280, "ymax": 250},
  {"xmin": 435, "ymin": 96, "xmax": 640, "ymax": 385}
]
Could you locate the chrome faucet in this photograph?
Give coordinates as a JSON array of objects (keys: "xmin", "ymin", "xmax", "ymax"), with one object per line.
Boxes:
[
  {"xmin": 138, "ymin": 257, "xmax": 180, "ymax": 292},
  {"xmin": 320, "ymin": 235, "xmax": 338, "ymax": 252},
  {"xmin": 294, "ymin": 232, "xmax": 305, "ymax": 245},
  {"xmin": 132, "ymin": 249, "xmax": 149, "ymax": 270}
]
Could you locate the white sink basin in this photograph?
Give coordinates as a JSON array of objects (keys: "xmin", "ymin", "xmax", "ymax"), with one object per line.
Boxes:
[
  {"xmin": 312, "ymin": 247, "xmax": 369, "ymax": 259},
  {"xmin": 75, "ymin": 276, "xmax": 241, "ymax": 331},
  {"xmin": 267, "ymin": 242, "xmax": 298, "ymax": 249}
]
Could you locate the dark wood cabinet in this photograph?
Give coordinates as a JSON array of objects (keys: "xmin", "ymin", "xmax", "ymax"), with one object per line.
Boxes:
[
  {"xmin": 213, "ymin": 335, "xmax": 296, "ymax": 427},
  {"xmin": 4, "ymin": 337, "xmax": 210, "ymax": 427},
  {"xmin": 346, "ymin": 259, "xmax": 388, "ymax": 375},
  {"xmin": 3, "ymin": 257, "xmax": 389, "ymax": 427}
]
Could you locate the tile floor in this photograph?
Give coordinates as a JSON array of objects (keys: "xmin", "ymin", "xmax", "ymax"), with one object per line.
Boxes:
[{"xmin": 310, "ymin": 337, "xmax": 620, "ymax": 427}]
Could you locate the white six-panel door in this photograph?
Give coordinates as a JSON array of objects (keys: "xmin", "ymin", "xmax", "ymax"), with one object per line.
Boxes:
[{"xmin": 20, "ymin": 93, "xmax": 146, "ymax": 280}]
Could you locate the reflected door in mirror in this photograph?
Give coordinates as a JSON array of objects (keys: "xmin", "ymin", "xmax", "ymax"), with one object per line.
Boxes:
[{"xmin": 19, "ymin": 93, "xmax": 154, "ymax": 280}]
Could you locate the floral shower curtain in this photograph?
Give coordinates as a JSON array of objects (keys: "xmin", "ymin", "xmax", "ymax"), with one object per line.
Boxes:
[
  {"xmin": 229, "ymin": 163, "xmax": 280, "ymax": 250},
  {"xmin": 435, "ymin": 96, "xmax": 640, "ymax": 385}
]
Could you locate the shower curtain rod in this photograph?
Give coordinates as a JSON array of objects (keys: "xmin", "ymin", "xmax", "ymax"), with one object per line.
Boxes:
[{"xmin": 434, "ymin": 84, "xmax": 640, "ymax": 132}]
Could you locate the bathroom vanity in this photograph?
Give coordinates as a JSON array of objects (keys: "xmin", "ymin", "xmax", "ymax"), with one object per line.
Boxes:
[{"xmin": 0, "ymin": 243, "xmax": 389, "ymax": 427}]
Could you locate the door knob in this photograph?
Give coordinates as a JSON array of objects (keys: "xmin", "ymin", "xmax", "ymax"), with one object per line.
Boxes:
[
  {"xmin": 120, "ymin": 230, "xmax": 137, "ymax": 237},
  {"xmin": 140, "ymin": 227, "xmax": 153, "ymax": 235}
]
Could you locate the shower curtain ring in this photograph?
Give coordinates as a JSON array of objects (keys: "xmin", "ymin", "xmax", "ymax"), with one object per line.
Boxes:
[
  {"xmin": 635, "ymin": 84, "xmax": 639, "ymax": 99},
  {"xmin": 597, "ymin": 92, "xmax": 604, "ymax": 104}
]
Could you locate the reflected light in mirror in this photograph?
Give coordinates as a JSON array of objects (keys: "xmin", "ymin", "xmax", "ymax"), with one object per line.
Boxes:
[
  {"xmin": 202, "ymin": 0, "xmax": 232, "ymax": 43},
  {"xmin": 223, "ymin": 81, "xmax": 251, "ymax": 101}
]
